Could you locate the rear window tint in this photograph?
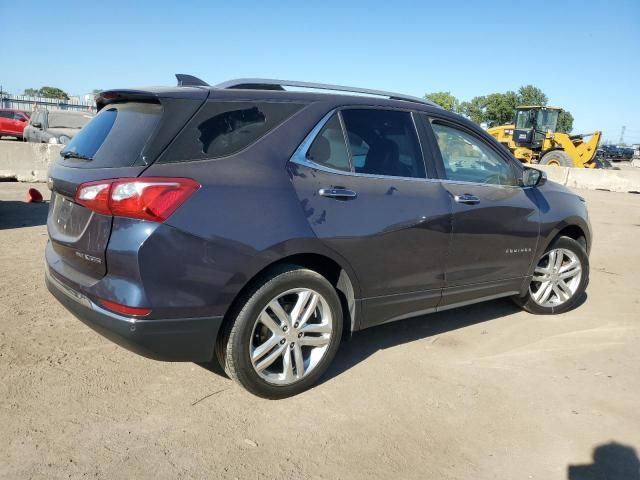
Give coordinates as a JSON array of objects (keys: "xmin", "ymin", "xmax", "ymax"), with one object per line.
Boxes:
[
  {"xmin": 60, "ymin": 102, "xmax": 162, "ymax": 168},
  {"xmin": 160, "ymin": 101, "xmax": 304, "ymax": 163}
]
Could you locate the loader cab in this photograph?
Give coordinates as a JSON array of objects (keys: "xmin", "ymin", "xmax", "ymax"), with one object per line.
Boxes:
[{"xmin": 513, "ymin": 106, "xmax": 561, "ymax": 148}]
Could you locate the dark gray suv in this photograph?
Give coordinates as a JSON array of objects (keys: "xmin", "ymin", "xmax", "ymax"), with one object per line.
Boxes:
[{"xmin": 45, "ymin": 76, "xmax": 591, "ymax": 398}]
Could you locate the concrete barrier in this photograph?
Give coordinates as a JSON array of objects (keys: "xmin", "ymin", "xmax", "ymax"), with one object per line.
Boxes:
[
  {"xmin": 533, "ymin": 164, "xmax": 640, "ymax": 193},
  {"xmin": 0, "ymin": 141, "xmax": 62, "ymax": 182},
  {"xmin": 1, "ymin": 139, "xmax": 639, "ymax": 193}
]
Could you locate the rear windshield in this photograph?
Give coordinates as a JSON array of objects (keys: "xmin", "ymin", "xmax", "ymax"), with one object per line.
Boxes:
[
  {"xmin": 159, "ymin": 101, "xmax": 304, "ymax": 163},
  {"xmin": 60, "ymin": 102, "xmax": 162, "ymax": 168},
  {"xmin": 48, "ymin": 111, "xmax": 93, "ymax": 129}
]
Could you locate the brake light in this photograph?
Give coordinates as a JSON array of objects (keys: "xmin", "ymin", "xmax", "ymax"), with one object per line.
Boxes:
[
  {"xmin": 75, "ymin": 177, "xmax": 200, "ymax": 222},
  {"xmin": 98, "ymin": 299, "xmax": 152, "ymax": 317}
]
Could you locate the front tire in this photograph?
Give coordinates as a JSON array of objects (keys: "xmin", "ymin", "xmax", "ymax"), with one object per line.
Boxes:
[
  {"xmin": 217, "ymin": 265, "xmax": 343, "ymax": 399},
  {"xmin": 513, "ymin": 236, "xmax": 589, "ymax": 314},
  {"xmin": 540, "ymin": 150, "xmax": 574, "ymax": 167}
]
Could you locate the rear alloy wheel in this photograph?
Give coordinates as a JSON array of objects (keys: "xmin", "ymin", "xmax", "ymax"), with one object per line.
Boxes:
[
  {"xmin": 539, "ymin": 150, "xmax": 573, "ymax": 167},
  {"xmin": 513, "ymin": 236, "xmax": 589, "ymax": 314},
  {"xmin": 250, "ymin": 288, "xmax": 333, "ymax": 385},
  {"xmin": 217, "ymin": 266, "xmax": 343, "ymax": 399}
]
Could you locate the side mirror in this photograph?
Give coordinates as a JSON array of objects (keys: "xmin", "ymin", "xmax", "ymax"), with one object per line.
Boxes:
[
  {"xmin": 32, "ymin": 122, "xmax": 42, "ymax": 128},
  {"xmin": 523, "ymin": 167, "xmax": 547, "ymax": 187}
]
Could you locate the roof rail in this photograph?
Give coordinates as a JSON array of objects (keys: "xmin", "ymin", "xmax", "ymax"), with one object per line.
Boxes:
[{"xmin": 214, "ymin": 78, "xmax": 439, "ymax": 107}]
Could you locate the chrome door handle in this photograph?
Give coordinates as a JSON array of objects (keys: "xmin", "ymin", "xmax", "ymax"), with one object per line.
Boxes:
[
  {"xmin": 319, "ymin": 188, "xmax": 357, "ymax": 199},
  {"xmin": 454, "ymin": 193, "xmax": 480, "ymax": 205}
]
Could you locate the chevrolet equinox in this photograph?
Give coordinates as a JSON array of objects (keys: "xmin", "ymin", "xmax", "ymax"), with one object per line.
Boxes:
[{"xmin": 45, "ymin": 76, "xmax": 591, "ymax": 398}]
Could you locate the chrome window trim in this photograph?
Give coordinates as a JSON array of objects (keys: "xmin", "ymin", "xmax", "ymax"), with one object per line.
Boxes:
[
  {"xmin": 290, "ymin": 108, "xmax": 435, "ymax": 183},
  {"xmin": 290, "ymin": 108, "xmax": 530, "ymax": 190},
  {"xmin": 438, "ymin": 179, "xmax": 530, "ymax": 190}
]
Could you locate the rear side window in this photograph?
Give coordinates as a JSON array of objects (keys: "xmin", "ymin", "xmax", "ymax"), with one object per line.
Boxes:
[
  {"xmin": 306, "ymin": 115, "xmax": 350, "ymax": 172},
  {"xmin": 161, "ymin": 101, "xmax": 304, "ymax": 163},
  {"xmin": 60, "ymin": 102, "xmax": 162, "ymax": 168},
  {"xmin": 341, "ymin": 109, "xmax": 426, "ymax": 179}
]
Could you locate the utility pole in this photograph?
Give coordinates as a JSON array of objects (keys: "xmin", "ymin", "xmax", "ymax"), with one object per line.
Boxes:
[{"xmin": 619, "ymin": 126, "xmax": 626, "ymax": 145}]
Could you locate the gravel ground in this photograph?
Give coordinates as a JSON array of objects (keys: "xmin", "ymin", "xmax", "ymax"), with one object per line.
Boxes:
[{"xmin": 1, "ymin": 182, "xmax": 639, "ymax": 479}]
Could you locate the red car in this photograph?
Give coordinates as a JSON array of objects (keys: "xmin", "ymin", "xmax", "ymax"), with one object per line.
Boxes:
[{"xmin": 0, "ymin": 109, "xmax": 30, "ymax": 139}]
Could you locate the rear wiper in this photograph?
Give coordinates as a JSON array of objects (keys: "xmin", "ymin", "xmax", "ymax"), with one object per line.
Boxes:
[{"xmin": 62, "ymin": 151, "xmax": 93, "ymax": 161}]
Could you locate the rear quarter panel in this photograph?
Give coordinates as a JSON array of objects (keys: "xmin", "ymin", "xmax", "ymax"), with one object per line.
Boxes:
[{"xmin": 140, "ymin": 102, "xmax": 362, "ymax": 318}]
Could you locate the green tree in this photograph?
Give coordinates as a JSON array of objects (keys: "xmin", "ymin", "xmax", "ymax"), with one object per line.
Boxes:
[
  {"xmin": 424, "ymin": 91, "xmax": 460, "ymax": 112},
  {"xmin": 37, "ymin": 86, "xmax": 69, "ymax": 100},
  {"xmin": 483, "ymin": 91, "xmax": 518, "ymax": 126},
  {"xmin": 23, "ymin": 88, "xmax": 39, "ymax": 97},
  {"xmin": 460, "ymin": 96, "xmax": 487, "ymax": 124},
  {"xmin": 557, "ymin": 111, "xmax": 574, "ymax": 133},
  {"xmin": 516, "ymin": 85, "xmax": 548, "ymax": 106}
]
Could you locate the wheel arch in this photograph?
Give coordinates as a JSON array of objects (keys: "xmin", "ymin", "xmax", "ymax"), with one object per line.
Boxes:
[
  {"xmin": 521, "ymin": 221, "xmax": 590, "ymax": 297},
  {"xmin": 554, "ymin": 224, "xmax": 588, "ymax": 250},
  {"xmin": 537, "ymin": 221, "xmax": 590, "ymax": 265},
  {"xmin": 221, "ymin": 251, "xmax": 361, "ymax": 340}
]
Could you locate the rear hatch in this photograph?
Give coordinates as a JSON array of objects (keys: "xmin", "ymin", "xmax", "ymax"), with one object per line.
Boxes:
[{"xmin": 47, "ymin": 89, "xmax": 207, "ymax": 281}]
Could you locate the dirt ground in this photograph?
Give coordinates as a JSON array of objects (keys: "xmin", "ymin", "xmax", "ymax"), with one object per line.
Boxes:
[{"xmin": 1, "ymin": 182, "xmax": 638, "ymax": 480}]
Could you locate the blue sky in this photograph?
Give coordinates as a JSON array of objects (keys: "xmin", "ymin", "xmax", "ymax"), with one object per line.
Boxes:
[{"xmin": 3, "ymin": 0, "xmax": 639, "ymax": 143}]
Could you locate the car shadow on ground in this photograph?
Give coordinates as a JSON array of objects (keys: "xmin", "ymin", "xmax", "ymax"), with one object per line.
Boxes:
[
  {"xmin": 323, "ymin": 292, "xmax": 588, "ymax": 384},
  {"xmin": 320, "ymin": 297, "xmax": 521, "ymax": 384},
  {"xmin": 0, "ymin": 200, "xmax": 49, "ymax": 229},
  {"xmin": 199, "ymin": 298, "xmax": 522, "ymax": 381},
  {"xmin": 201, "ymin": 293, "xmax": 589, "ymax": 383},
  {"xmin": 568, "ymin": 441, "xmax": 640, "ymax": 479}
]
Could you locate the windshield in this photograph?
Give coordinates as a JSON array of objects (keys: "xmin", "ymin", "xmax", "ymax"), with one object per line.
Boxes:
[
  {"xmin": 515, "ymin": 109, "xmax": 534, "ymax": 129},
  {"xmin": 536, "ymin": 109, "xmax": 559, "ymax": 133},
  {"xmin": 48, "ymin": 111, "xmax": 93, "ymax": 129}
]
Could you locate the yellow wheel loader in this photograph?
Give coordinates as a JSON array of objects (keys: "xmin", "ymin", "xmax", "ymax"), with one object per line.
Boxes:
[{"xmin": 487, "ymin": 106, "xmax": 602, "ymax": 168}]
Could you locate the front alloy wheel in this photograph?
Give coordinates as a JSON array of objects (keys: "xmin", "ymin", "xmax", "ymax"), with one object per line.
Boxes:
[
  {"xmin": 513, "ymin": 236, "xmax": 589, "ymax": 315},
  {"xmin": 530, "ymin": 248, "xmax": 582, "ymax": 307}
]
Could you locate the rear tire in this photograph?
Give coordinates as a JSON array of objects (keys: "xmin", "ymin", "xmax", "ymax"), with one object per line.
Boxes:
[
  {"xmin": 216, "ymin": 265, "xmax": 343, "ymax": 399},
  {"xmin": 539, "ymin": 150, "xmax": 574, "ymax": 167},
  {"xmin": 513, "ymin": 236, "xmax": 589, "ymax": 315}
]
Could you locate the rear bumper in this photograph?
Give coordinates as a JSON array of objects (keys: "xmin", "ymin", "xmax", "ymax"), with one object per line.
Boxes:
[{"xmin": 46, "ymin": 267, "xmax": 223, "ymax": 362}]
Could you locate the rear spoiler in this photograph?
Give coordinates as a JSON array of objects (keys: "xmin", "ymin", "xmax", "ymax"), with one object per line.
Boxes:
[
  {"xmin": 95, "ymin": 86, "xmax": 208, "ymax": 112},
  {"xmin": 95, "ymin": 89, "xmax": 161, "ymax": 112}
]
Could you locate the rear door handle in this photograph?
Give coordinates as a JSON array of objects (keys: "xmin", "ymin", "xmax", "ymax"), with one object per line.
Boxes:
[
  {"xmin": 319, "ymin": 188, "xmax": 357, "ymax": 199},
  {"xmin": 453, "ymin": 193, "xmax": 480, "ymax": 205}
]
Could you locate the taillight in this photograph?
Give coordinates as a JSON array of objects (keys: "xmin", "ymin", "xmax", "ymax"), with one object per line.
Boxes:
[
  {"xmin": 75, "ymin": 177, "xmax": 200, "ymax": 222},
  {"xmin": 98, "ymin": 298, "xmax": 152, "ymax": 317}
]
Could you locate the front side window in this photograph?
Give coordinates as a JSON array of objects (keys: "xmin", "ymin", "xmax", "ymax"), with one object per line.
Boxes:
[
  {"xmin": 431, "ymin": 122, "xmax": 517, "ymax": 186},
  {"xmin": 536, "ymin": 109, "xmax": 559, "ymax": 133},
  {"xmin": 341, "ymin": 109, "xmax": 426, "ymax": 179},
  {"xmin": 306, "ymin": 114, "xmax": 350, "ymax": 171},
  {"xmin": 515, "ymin": 109, "xmax": 534, "ymax": 129}
]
